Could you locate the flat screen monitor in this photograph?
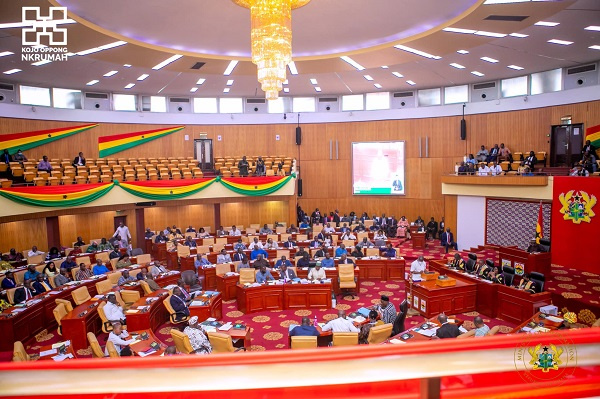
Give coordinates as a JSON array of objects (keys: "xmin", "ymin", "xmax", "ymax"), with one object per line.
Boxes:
[{"xmin": 352, "ymin": 141, "xmax": 405, "ymax": 195}]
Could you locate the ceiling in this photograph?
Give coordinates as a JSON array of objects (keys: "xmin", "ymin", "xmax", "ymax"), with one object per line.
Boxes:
[{"xmin": 0, "ymin": 0, "xmax": 599, "ymax": 99}]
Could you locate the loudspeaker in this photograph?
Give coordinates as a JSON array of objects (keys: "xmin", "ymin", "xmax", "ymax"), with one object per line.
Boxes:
[
  {"xmin": 297, "ymin": 178, "xmax": 303, "ymax": 197},
  {"xmin": 296, "ymin": 127, "xmax": 302, "ymax": 145},
  {"xmin": 135, "ymin": 201, "xmax": 156, "ymax": 207},
  {"xmin": 460, "ymin": 119, "xmax": 466, "ymax": 140}
]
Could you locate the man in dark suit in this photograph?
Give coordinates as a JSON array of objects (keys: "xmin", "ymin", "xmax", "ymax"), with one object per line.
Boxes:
[
  {"xmin": 436, "ymin": 314, "xmax": 461, "ymax": 339},
  {"xmin": 283, "ymin": 237, "xmax": 296, "ymax": 248},
  {"xmin": 279, "ymin": 264, "xmax": 297, "ymax": 280},
  {"xmin": 14, "ymin": 279, "xmax": 35, "ymax": 304},
  {"xmin": 440, "ymin": 228, "xmax": 458, "ymax": 253},
  {"xmin": 1, "ymin": 149, "xmax": 11, "ymax": 164},
  {"xmin": 32, "ymin": 274, "xmax": 52, "ymax": 295},
  {"xmin": 72, "ymin": 152, "xmax": 86, "ymax": 167},
  {"xmin": 522, "ymin": 151, "xmax": 537, "ymax": 170},
  {"xmin": 426, "ymin": 217, "xmax": 438, "ymax": 240},
  {"xmin": 170, "ymin": 287, "xmax": 190, "ymax": 321}
]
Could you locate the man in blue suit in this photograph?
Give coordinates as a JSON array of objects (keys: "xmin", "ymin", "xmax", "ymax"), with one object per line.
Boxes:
[{"xmin": 440, "ymin": 228, "xmax": 458, "ymax": 254}]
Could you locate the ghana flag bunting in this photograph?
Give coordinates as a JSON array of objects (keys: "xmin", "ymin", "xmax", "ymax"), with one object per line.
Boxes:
[
  {"xmin": 219, "ymin": 175, "xmax": 294, "ymax": 196},
  {"xmin": 535, "ymin": 201, "xmax": 543, "ymax": 244},
  {"xmin": 98, "ymin": 126, "xmax": 185, "ymax": 157},
  {"xmin": 0, "ymin": 183, "xmax": 113, "ymax": 207},
  {"xmin": 116, "ymin": 178, "xmax": 216, "ymax": 200},
  {"xmin": 585, "ymin": 123, "xmax": 600, "ymax": 156},
  {"xmin": 0, "ymin": 124, "xmax": 98, "ymax": 155}
]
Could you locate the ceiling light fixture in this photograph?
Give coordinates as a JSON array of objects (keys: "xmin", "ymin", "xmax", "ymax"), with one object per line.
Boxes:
[
  {"xmin": 314, "ymin": 86, "xmax": 322, "ymax": 92},
  {"xmin": 481, "ymin": 56, "xmax": 499, "ymax": 63},
  {"xmin": 457, "ymin": 50, "xmax": 469, "ymax": 54},
  {"xmin": 509, "ymin": 33, "xmax": 528, "ymax": 38},
  {"xmin": 585, "ymin": 26, "xmax": 600, "ymax": 32},
  {"xmin": 32, "ymin": 60, "xmax": 52, "ymax": 66},
  {"xmin": 103, "ymin": 70, "xmax": 118, "ymax": 77},
  {"xmin": 392, "ymin": 72, "xmax": 404, "ymax": 78},
  {"xmin": 86, "ymin": 80, "xmax": 99, "ymax": 86},
  {"xmin": 0, "ymin": 51, "xmax": 14, "ymax": 57},
  {"xmin": 196, "ymin": 78, "xmax": 206, "ymax": 85},
  {"xmin": 471, "ymin": 71, "xmax": 484, "ymax": 77},
  {"xmin": 363, "ymin": 75, "xmax": 374, "ymax": 81},
  {"xmin": 535, "ymin": 21, "xmax": 559, "ymax": 27},
  {"xmin": 123, "ymin": 64, "xmax": 132, "ymax": 67},
  {"xmin": 473, "ymin": 31, "xmax": 507, "ymax": 38},
  {"xmin": 374, "ymin": 83, "xmax": 382, "ymax": 89},
  {"xmin": 484, "ymin": 0, "xmax": 529, "ymax": 4},
  {"xmin": 224, "ymin": 60, "xmax": 239, "ymax": 75},
  {"xmin": 152, "ymin": 54, "xmax": 183, "ymax": 70},
  {"xmin": 223, "ymin": 88, "xmax": 231, "ymax": 93},
  {"xmin": 450, "ymin": 63, "xmax": 466, "ymax": 69},
  {"xmin": 124, "ymin": 83, "xmax": 135, "ymax": 89},
  {"xmin": 406, "ymin": 80, "xmax": 416, "ymax": 85},
  {"xmin": 283, "ymin": 88, "xmax": 290, "ymax": 93},
  {"xmin": 589, "ymin": 45, "xmax": 600, "ymax": 50},
  {"xmin": 381, "ymin": 66, "xmax": 389, "ymax": 69},
  {"xmin": 288, "ymin": 61, "xmax": 298, "ymax": 75},
  {"xmin": 0, "ymin": 18, "xmax": 76, "ymax": 29},
  {"xmin": 340, "ymin": 56, "xmax": 365, "ymax": 70},
  {"xmin": 137, "ymin": 74, "xmax": 149, "ymax": 81},
  {"xmin": 547, "ymin": 39, "xmax": 573, "ymax": 45},
  {"xmin": 226, "ymin": 79, "xmax": 234, "ymax": 86},
  {"xmin": 443, "ymin": 27, "xmax": 476, "ymax": 34},
  {"xmin": 233, "ymin": 0, "xmax": 311, "ymax": 100},
  {"xmin": 190, "ymin": 87, "xmax": 199, "ymax": 93},
  {"xmin": 76, "ymin": 41, "xmax": 127, "ymax": 56},
  {"xmin": 3, "ymin": 69, "xmax": 21, "ymax": 75},
  {"xmin": 283, "ymin": 79, "xmax": 288, "ymax": 85},
  {"xmin": 394, "ymin": 44, "xmax": 441, "ymax": 60},
  {"xmin": 507, "ymin": 65, "xmax": 524, "ymax": 70},
  {"xmin": 310, "ymin": 78, "xmax": 318, "ymax": 85}
]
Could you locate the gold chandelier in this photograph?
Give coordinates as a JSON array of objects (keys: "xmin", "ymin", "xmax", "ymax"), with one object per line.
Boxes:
[{"xmin": 233, "ymin": 0, "xmax": 311, "ymax": 100}]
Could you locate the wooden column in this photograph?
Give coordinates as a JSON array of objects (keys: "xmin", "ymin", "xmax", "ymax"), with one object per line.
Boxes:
[
  {"xmin": 214, "ymin": 203, "xmax": 221, "ymax": 231},
  {"xmin": 46, "ymin": 216, "xmax": 60, "ymax": 249},
  {"xmin": 135, "ymin": 208, "xmax": 146, "ymax": 250}
]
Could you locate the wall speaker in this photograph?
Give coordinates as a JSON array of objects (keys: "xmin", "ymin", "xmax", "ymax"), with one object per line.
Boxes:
[
  {"xmin": 296, "ymin": 127, "xmax": 302, "ymax": 145},
  {"xmin": 460, "ymin": 119, "xmax": 466, "ymax": 140},
  {"xmin": 135, "ymin": 201, "xmax": 156, "ymax": 207},
  {"xmin": 297, "ymin": 178, "xmax": 303, "ymax": 197}
]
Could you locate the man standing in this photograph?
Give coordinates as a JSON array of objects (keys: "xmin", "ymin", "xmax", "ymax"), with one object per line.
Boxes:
[
  {"xmin": 183, "ymin": 316, "xmax": 213, "ymax": 354},
  {"xmin": 374, "ymin": 295, "xmax": 397, "ymax": 324},
  {"xmin": 440, "ymin": 228, "xmax": 458, "ymax": 253},
  {"xmin": 436, "ymin": 314, "xmax": 461, "ymax": 338},
  {"xmin": 238, "ymin": 156, "xmax": 249, "ymax": 177},
  {"xmin": 410, "ymin": 256, "xmax": 427, "ymax": 274},
  {"xmin": 321, "ymin": 310, "xmax": 359, "ymax": 333},
  {"xmin": 290, "ymin": 317, "xmax": 320, "ymax": 337}
]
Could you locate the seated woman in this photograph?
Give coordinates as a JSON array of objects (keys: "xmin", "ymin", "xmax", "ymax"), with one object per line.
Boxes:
[
  {"xmin": 396, "ymin": 216, "xmax": 410, "ymax": 239},
  {"xmin": 374, "ymin": 229, "xmax": 387, "ymax": 241},
  {"xmin": 517, "ymin": 274, "xmax": 536, "ymax": 294},
  {"xmin": 196, "ymin": 227, "xmax": 210, "ymax": 238},
  {"xmin": 46, "ymin": 247, "xmax": 61, "ymax": 261},
  {"xmin": 8, "ymin": 248, "xmax": 24, "ymax": 262},
  {"xmin": 116, "ymin": 254, "xmax": 132, "ymax": 269},
  {"xmin": 42, "ymin": 261, "xmax": 58, "ymax": 276},
  {"xmin": 98, "ymin": 238, "xmax": 113, "ymax": 251}
]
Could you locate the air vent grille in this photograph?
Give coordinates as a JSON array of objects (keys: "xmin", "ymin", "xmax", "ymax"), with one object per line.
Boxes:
[
  {"xmin": 473, "ymin": 82, "xmax": 496, "ymax": 90},
  {"xmin": 567, "ymin": 64, "xmax": 596, "ymax": 75},
  {"xmin": 484, "ymin": 15, "xmax": 528, "ymax": 22},
  {"xmin": 393, "ymin": 92, "xmax": 414, "ymax": 98},
  {"xmin": 170, "ymin": 97, "xmax": 190, "ymax": 103},
  {"xmin": 246, "ymin": 98, "xmax": 266, "ymax": 104},
  {"xmin": 85, "ymin": 92, "xmax": 109, "ymax": 99},
  {"xmin": 0, "ymin": 83, "xmax": 15, "ymax": 91},
  {"xmin": 190, "ymin": 62, "xmax": 205, "ymax": 70},
  {"xmin": 318, "ymin": 97, "xmax": 338, "ymax": 102}
]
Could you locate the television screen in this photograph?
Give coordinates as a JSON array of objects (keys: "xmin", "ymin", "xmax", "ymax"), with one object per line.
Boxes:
[{"xmin": 352, "ymin": 141, "xmax": 405, "ymax": 195}]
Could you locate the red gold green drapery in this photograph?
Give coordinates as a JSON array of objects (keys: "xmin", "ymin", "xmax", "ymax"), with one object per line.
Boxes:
[
  {"xmin": 0, "ymin": 175, "xmax": 295, "ymax": 207},
  {"xmin": 0, "ymin": 124, "xmax": 98, "ymax": 155},
  {"xmin": 585, "ymin": 124, "xmax": 600, "ymax": 151},
  {"xmin": 98, "ymin": 126, "xmax": 185, "ymax": 158}
]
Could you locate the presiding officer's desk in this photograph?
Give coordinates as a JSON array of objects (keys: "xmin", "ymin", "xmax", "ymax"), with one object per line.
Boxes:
[
  {"xmin": 428, "ymin": 260, "xmax": 551, "ymax": 324},
  {"xmin": 236, "ymin": 281, "xmax": 332, "ymax": 314},
  {"xmin": 497, "ymin": 246, "xmax": 551, "ymax": 277}
]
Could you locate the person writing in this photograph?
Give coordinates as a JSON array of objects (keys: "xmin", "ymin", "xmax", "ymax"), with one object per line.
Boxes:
[
  {"xmin": 256, "ymin": 265, "xmax": 274, "ymax": 284},
  {"xmin": 321, "ymin": 310, "xmax": 359, "ymax": 333},
  {"xmin": 105, "ymin": 322, "xmax": 135, "ymax": 356},
  {"xmin": 307, "ymin": 264, "xmax": 326, "ymax": 281}
]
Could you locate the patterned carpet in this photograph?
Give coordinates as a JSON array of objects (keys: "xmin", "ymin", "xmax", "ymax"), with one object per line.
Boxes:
[{"xmin": 4, "ymin": 240, "xmax": 598, "ymax": 358}]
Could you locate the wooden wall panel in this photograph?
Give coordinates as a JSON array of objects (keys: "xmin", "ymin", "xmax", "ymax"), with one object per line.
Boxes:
[
  {"xmin": 444, "ymin": 195, "xmax": 458, "ymax": 237},
  {"xmin": 144, "ymin": 204, "xmax": 214, "ymax": 232},
  {"xmin": 58, "ymin": 211, "xmax": 121, "ymax": 246},
  {"xmin": 0, "ymin": 218, "xmax": 48, "ymax": 253},
  {"xmin": 220, "ymin": 201, "xmax": 290, "ymax": 228}
]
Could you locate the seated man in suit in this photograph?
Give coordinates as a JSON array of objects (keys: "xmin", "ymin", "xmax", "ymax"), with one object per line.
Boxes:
[
  {"xmin": 440, "ymin": 228, "xmax": 458, "ymax": 253},
  {"xmin": 297, "ymin": 253, "xmax": 312, "ymax": 268},
  {"xmin": 32, "ymin": 273, "xmax": 53, "ymax": 295},
  {"xmin": 357, "ymin": 237, "xmax": 374, "ymax": 249},
  {"xmin": 449, "ymin": 253, "xmax": 465, "ymax": 270},
  {"xmin": 256, "ymin": 265, "xmax": 274, "ymax": 284},
  {"xmin": 170, "ymin": 287, "xmax": 190, "ymax": 321},
  {"xmin": 150, "ymin": 261, "xmax": 168, "ymax": 277},
  {"xmin": 436, "ymin": 314, "xmax": 461, "ymax": 339},
  {"xmin": 283, "ymin": 237, "xmax": 296, "ymax": 248},
  {"xmin": 522, "ymin": 151, "xmax": 537, "ymax": 170},
  {"xmin": 217, "ymin": 249, "xmax": 232, "ymax": 264},
  {"xmin": 72, "ymin": 152, "xmax": 86, "ymax": 167},
  {"xmin": 321, "ymin": 253, "xmax": 335, "ymax": 267},
  {"xmin": 308, "ymin": 237, "xmax": 321, "ymax": 248},
  {"xmin": 14, "ymin": 279, "xmax": 35, "ymax": 304},
  {"xmin": 426, "ymin": 217, "xmax": 438, "ymax": 240},
  {"xmin": 253, "ymin": 254, "xmax": 270, "ymax": 270},
  {"xmin": 381, "ymin": 243, "xmax": 397, "ymax": 258},
  {"xmin": 1, "ymin": 271, "xmax": 17, "ymax": 289},
  {"xmin": 184, "ymin": 236, "xmax": 197, "ymax": 248},
  {"xmin": 314, "ymin": 245, "xmax": 327, "ymax": 258},
  {"xmin": 338, "ymin": 253, "xmax": 355, "ymax": 266},
  {"xmin": 232, "ymin": 248, "xmax": 248, "ymax": 262},
  {"xmin": 279, "ymin": 264, "xmax": 297, "ymax": 280},
  {"xmin": 274, "ymin": 256, "xmax": 292, "ymax": 268},
  {"xmin": 155, "ymin": 231, "xmax": 168, "ymax": 243},
  {"xmin": 290, "ymin": 317, "xmax": 319, "ymax": 337}
]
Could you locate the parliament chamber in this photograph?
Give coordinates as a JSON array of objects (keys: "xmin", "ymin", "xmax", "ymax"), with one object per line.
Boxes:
[{"xmin": 1, "ymin": 0, "xmax": 600, "ymax": 398}]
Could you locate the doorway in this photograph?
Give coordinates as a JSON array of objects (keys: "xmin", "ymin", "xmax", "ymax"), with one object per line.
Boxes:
[
  {"xmin": 114, "ymin": 215, "xmax": 127, "ymax": 232},
  {"xmin": 195, "ymin": 139, "xmax": 213, "ymax": 171},
  {"xmin": 550, "ymin": 123, "xmax": 584, "ymax": 167}
]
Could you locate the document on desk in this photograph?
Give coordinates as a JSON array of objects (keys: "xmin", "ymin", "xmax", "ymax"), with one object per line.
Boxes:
[
  {"xmin": 389, "ymin": 339, "xmax": 406, "ymax": 344},
  {"xmin": 138, "ymin": 349, "xmax": 156, "ymax": 358},
  {"xmin": 415, "ymin": 328, "xmax": 438, "ymax": 337},
  {"xmin": 190, "ymin": 300, "xmax": 205, "ymax": 306},
  {"xmin": 126, "ymin": 309, "xmax": 140, "ymax": 314},
  {"xmin": 40, "ymin": 348, "xmax": 57, "ymax": 357},
  {"xmin": 218, "ymin": 322, "xmax": 233, "ymax": 331},
  {"xmin": 52, "ymin": 340, "xmax": 71, "ymax": 349},
  {"xmin": 128, "ymin": 339, "xmax": 141, "ymax": 346},
  {"xmin": 52, "ymin": 353, "xmax": 74, "ymax": 361},
  {"xmin": 545, "ymin": 316, "xmax": 563, "ymax": 323},
  {"xmin": 459, "ymin": 326, "xmax": 468, "ymax": 334}
]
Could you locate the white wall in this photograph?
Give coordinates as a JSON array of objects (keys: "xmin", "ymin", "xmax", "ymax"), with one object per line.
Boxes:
[{"xmin": 457, "ymin": 195, "xmax": 486, "ymax": 251}]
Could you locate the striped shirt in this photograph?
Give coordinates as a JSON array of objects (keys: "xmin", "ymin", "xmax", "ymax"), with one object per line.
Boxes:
[{"xmin": 378, "ymin": 303, "xmax": 397, "ymax": 324}]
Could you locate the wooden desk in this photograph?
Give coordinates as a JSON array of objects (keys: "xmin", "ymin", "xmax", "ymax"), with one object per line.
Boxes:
[
  {"xmin": 129, "ymin": 329, "xmax": 166, "ymax": 357},
  {"xmin": 384, "ymin": 317, "xmax": 464, "ymax": 344},
  {"xmin": 216, "ymin": 274, "xmax": 238, "ymax": 301},
  {"xmin": 125, "ymin": 290, "xmax": 170, "ymax": 332},
  {"xmin": 429, "ymin": 260, "xmax": 497, "ymax": 318},
  {"xmin": 295, "ymin": 266, "xmax": 360, "ymax": 295},
  {"xmin": 355, "ymin": 258, "xmax": 405, "ymax": 281},
  {"xmin": 189, "ymin": 291, "xmax": 223, "ymax": 321},
  {"xmin": 236, "ymin": 283, "xmax": 332, "ymax": 314},
  {"xmin": 496, "ymin": 284, "xmax": 551, "ymax": 325},
  {"xmin": 61, "ymin": 300, "xmax": 101, "ymax": 351},
  {"xmin": 198, "ymin": 266, "xmax": 217, "ymax": 291},
  {"xmin": 36, "ymin": 341, "xmax": 77, "ymax": 361},
  {"xmin": 510, "ymin": 311, "xmax": 564, "ymax": 334},
  {"xmin": 236, "ymin": 284, "xmax": 284, "ymax": 314},
  {"xmin": 284, "ymin": 282, "xmax": 332, "ymax": 310},
  {"xmin": 498, "ymin": 247, "xmax": 551, "ymax": 277},
  {"xmin": 412, "ymin": 232, "xmax": 426, "ymax": 249},
  {"xmin": 409, "ymin": 277, "xmax": 476, "ymax": 318},
  {"xmin": 152, "ymin": 243, "xmax": 168, "ymax": 262}
]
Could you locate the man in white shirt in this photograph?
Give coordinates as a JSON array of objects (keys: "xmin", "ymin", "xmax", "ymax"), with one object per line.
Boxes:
[
  {"xmin": 104, "ymin": 293, "xmax": 126, "ymax": 324},
  {"xmin": 489, "ymin": 162, "xmax": 503, "ymax": 176},
  {"xmin": 105, "ymin": 322, "xmax": 135, "ymax": 356},
  {"xmin": 321, "ymin": 310, "xmax": 360, "ymax": 333},
  {"xmin": 229, "ymin": 226, "xmax": 241, "ymax": 236},
  {"xmin": 216, "ymin": 249, "xmax": 232, "ymax": 264},
  {"xmin": 341, "ymin": 231, "xmax": 356, "ymax": 240},
  {"xmin": 248, "ymin": 237, "xmax": 264, "ymax": 250},
  {"xmin": 410, "ymin": 255, "xmax": 427, "ymax": 274},
  {"xmin": 323, "ymin": 223, "xmax": 336, "ymax": 234},
  {"xmin": 478, "ymin": 164, "xmax": 491, "ymax": 176},
  {"xmin": 264, "ymin": 238, "xmax": 279, "ymax": 249},
  {"xmin": 28, "ymin": 246, "xmax": 43, "ymax": 257},
  {"xmin": 150, "ymin": 261, "xmax": 168, "ymax": 278},
  {"xmin": 113, "ymin": 222, "xmax": 131, "ymax": 243},
  {"xmin": 307, "ymin": 264, "xmax": 326, "ymax": 281}
]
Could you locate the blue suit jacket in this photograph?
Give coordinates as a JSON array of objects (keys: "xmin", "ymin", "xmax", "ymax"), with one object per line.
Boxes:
[{"xmin": 440, "ymin": 232, "xmax": 454, "ymax": 246}]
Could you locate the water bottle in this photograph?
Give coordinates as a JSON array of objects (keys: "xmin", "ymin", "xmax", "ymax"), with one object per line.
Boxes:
[
  {"xmin": 331, "ymin": 293, "xmax": 337, "ymax": 309},
  {"xmin": 314, "ymin": 315, "xmax": 318, "ymax": 327}
]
